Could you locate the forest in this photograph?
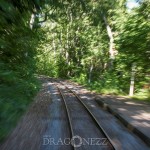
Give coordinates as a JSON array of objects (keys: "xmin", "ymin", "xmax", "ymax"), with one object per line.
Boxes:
[{"xmin": 0, "ymin": 0, "xmax": 150, "ymax": 141}]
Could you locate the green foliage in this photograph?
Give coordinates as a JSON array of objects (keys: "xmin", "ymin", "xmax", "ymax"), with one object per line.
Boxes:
[
  {"xmin": 0, "ymin": 0, "xmax": 41, "ymax": 141},
  {"xmin": 115, "ymin": 0, "xmax": 150, "ymax": 94},
  {"xmin": 72, "ymin": 73, "xmax": 87, "ymax": 84},
  {"xmin": 72, "ymin": 71, "xmax": 124, "ymax": 95},
  {"xmin": 1, "ymin": 0, "xmax": 150, "ymax": 141},
  {"xmin": 36, "ymin": 0, "xmax": 150, "ymax": 100},
  {"xmin": 0, "ymin": 78, "xmax": 40, "ymax": 141}
]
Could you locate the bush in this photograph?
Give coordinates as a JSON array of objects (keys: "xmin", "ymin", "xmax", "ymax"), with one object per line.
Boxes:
[{"xmin": 0, "ymin": 76, "xmax": 40, "ymax": 141}]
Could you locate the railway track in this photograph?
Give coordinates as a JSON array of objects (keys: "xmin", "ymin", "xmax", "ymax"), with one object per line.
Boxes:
[
  {"xmin": 52, "ymin": 79, "xmax": 116, "ymax": 150},
  {"xmin": 57, "ymin": 86, "xmax": 76, "ymax": 150}
]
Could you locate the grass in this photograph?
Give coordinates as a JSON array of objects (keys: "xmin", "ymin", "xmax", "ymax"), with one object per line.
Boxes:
[
  {"xmin": 130, "ymin": 89, "xmax": 150, "ymax": 103},
  {"xmin": 71, "ymin": 77, "xmax": 150, "ymax": 103},
  {"xmin": 71, "ymin": 75, "xmax": 124, "ymax": 95},
  {"xmin": 131, "ymin": 96, "xmax": 150, "ymax": 103},
  {"xmin": 85, "ymin": 83, "xmax": 121, "ymax": 95}
]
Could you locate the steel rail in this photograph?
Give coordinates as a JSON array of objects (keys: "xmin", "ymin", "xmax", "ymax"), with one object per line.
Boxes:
[
  {"xmin": 60, "ymin": 81, "xmax": 117, "ymax": 150},
  {"xmin": 53, "ymin": 81, "xmax": 76, "ymax": 150}
]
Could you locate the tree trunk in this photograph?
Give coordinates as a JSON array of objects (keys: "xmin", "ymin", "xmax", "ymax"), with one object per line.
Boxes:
[
  {"xmin": 59, "ymin": 29, "xmax": 64, "ymax": 55},
  {"xmin": 30, "ymin": 13, "xmax": 36, "ymax": 29},
  {"xmin": 88, "ymin": 60, "xmax": 93, "ymax": 84},
  {"xmin": 66, "ymin": 8, "xmax": 73, "ymax": 77},
  {"xmin": 103, "ymin": 15, "xmax": 115, "ymax": 69},
  {"xmin": 129, "ymin": 63, "xmax": 136, "ymax": 96},
  {"xmin": 66, "ymin": 26, "xmax": 69, "ymax": 64},
  {"xmin": 52, "ymin": 33, "xmax": 56, "ymax": 63}
]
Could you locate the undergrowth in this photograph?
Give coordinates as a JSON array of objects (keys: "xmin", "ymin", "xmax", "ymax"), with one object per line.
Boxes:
[
  {"xmin": 0, "ymin": 76, "xmax": 40, "ymax": 142},
  {"xmin": 71, "ymin": 73, "xmax": 150, "ymax": 102}
]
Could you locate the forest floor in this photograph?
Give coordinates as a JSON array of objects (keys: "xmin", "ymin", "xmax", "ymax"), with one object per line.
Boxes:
[{"xmin": 0, "ymin": 77, "xmax": 149, "ymax": 149}]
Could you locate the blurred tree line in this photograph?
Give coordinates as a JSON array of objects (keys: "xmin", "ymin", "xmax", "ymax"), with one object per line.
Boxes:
[
  {"xmin": 0, "ymin": 0, "xmax": 44, "ymax": 141},
  {"xmin": 0, "ymin": 0, "xmax": 150, "ymax": 141}
]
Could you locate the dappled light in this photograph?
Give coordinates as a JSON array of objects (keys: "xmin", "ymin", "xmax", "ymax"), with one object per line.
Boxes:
[
  {"xmin": 125, "ymin": 101, "xmax": 144, "ymax": 106},
  {"xmin": 0, "ymin": 0, "xmax": 150, "ymax": 149}
]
